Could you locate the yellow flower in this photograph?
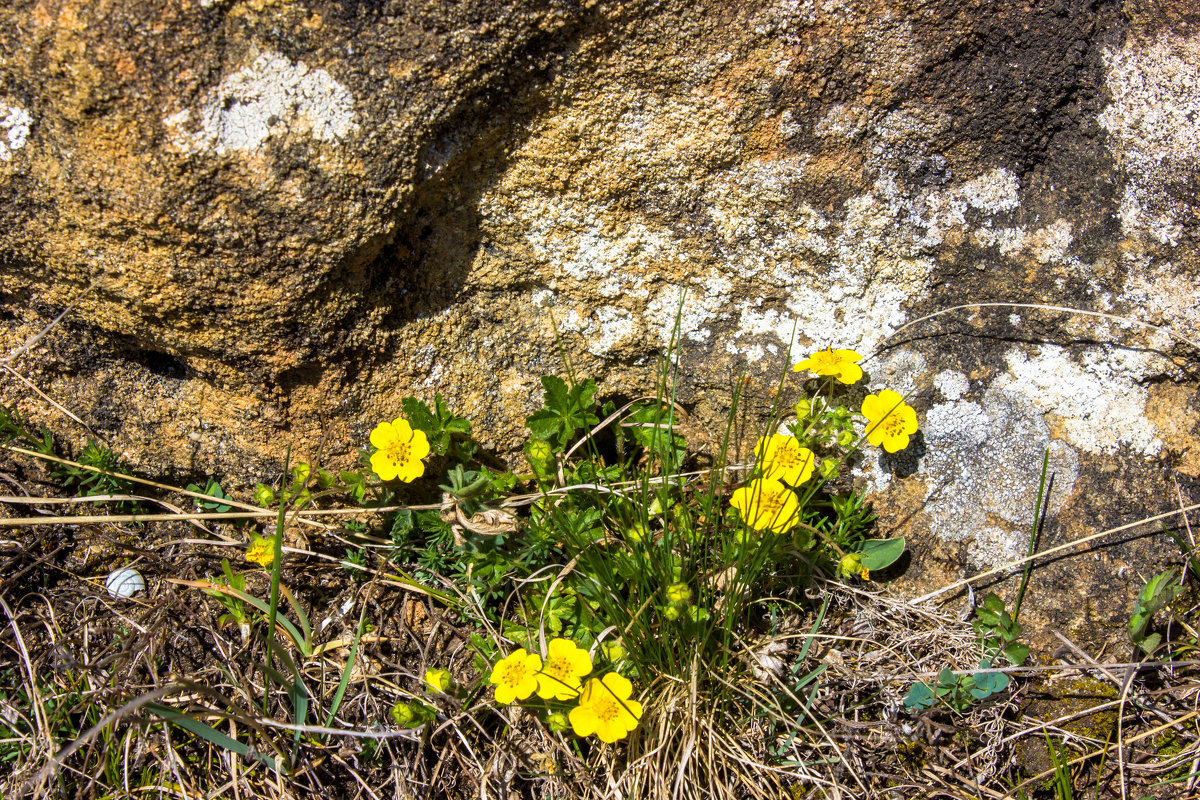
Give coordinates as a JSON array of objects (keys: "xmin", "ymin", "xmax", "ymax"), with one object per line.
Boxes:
[
  {"xmin": 569, "ymin": 672, "xmax": 643, "ymax": 743},
  {"xmin": 860, "ymin": 390, "xmax": 918, "ymax": 453},
  {"xmin": 424, "ymin": 668, "xmax": 453, "ymax": 693},
  {"xmin": 246, "ymin": 534, "xmax": 276, "ymax": 569},
  {"xmin": 793, "ymin": 347, "xmax": 863, "ymax": 385},
  {"xmin": 754, "ymin": 434, "xmax": 816, "ymax": 485},
  {"xmin": 490, "ymin": 648, "xmax": 542, "ymax": 705},
  {"xmin": 536, "ymin": 638, "xmax": 593, "ymax": 700},
  {"xmin": 729, "ymin": 478, "xmax": 800, "ymax": 533},
  {"xmin": 369, "ymin": 418, "xmax": 430, "ymax": 482}
]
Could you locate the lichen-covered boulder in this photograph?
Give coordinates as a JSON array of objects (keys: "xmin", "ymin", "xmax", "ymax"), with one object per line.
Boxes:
[{"xmin": 1, "ymin": 0, "xmax": 1198, "ymax": 650}]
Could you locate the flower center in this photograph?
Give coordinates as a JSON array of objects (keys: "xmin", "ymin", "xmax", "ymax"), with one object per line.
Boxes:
[
  {"xmin": 774, "ymin": 448, "xmax": 807, "ymax": 470},
  {"xmin": 386, "ymin": 439, "xmax": 411, "ymax": 464},
  {"xmin": 879, "ymin": 414, "xmax": 906, "ymax": 436},
  {"xmin": 595, "ymin": 697, "xmax": 621, "ymax": 723},
  {"xmin": 499, "ymin": 661, "xmax": 528, "ymax": 686},
  {"xmin": 812, "ymin": 350, "xmax": 839, "ymax": 369},
  {"xmin": 544, "ymin": 656, "xmax": 570, "ymax": 679},
  {"xmin": 758, "ymin": 489, "xmax": 785, "ymax": 515}
]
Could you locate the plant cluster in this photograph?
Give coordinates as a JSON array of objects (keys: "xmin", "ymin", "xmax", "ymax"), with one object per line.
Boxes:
[{"xmin": 346, "ymin": 346, "xmax": 918, "ymax": 755}]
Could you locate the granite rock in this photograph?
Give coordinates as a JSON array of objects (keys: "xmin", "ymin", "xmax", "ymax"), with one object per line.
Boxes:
[{"xmin": 2, "ymin": 0, "xmax": 1199, "ymax": 649}]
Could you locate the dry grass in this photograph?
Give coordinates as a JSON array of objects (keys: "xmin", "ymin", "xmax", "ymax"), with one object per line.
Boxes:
[
  {"xmin": 4, "ymin": 475, "xmax": 1200, "ymax": 800},
  {"xmin": 3, "ymin": 300, "xmax": 1200, "ymax": 799}
]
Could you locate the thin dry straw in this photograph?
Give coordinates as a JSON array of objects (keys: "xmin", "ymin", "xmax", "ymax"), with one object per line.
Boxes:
[
  {"xmin": 1, "ymin": 281, "xmax": 95, "ymax": 366},
  {"xmin": 911, "ymin": 501, "xmax": 1200, "ymax": 605}
]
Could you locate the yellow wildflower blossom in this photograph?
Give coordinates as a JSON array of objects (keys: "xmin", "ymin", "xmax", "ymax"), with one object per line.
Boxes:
[
  {"xmin": 569, "ymin": 672, "xmax": 643, "ymax": 743},
  {"xmin": 369, "ymin": 418, "xmax": 430, "ymax": 482},
  {"xmin": 754, "ymin": 434, "xmax": 816, "ymax": 485},
  {"xmin": 860, "ymin": 390, "xmax": 919, "ymax": 453},
  {"xmin": 535, "ymin": 638, "xmax": 592, "ymax": 700},
  {"xmin": 246, "ymin": 534, "xmax": 276, "ymax": 569},
  {"xmin": 424, "ymin": 668, "xmax": 453, "ymax": 693},
  {"xmin": 793, "ymin": 347, "xmax": 863, "ymax": 385},
  {"xmin": 490, "ymin": 648, "xmax": 542, "ymax": 705},
  {"xmin": 729, "ymin": 478, "xmax": 799, "ymax": 533}
]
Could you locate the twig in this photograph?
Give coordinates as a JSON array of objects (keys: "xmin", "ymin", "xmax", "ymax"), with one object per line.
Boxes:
[{"xmin": 912, "ymin": 502, "xmax": 1200, "ymax": 605}]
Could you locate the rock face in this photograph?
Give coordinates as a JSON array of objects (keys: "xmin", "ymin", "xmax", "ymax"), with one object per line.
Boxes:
[{"xmin": 2, "ymin": 0, "xmax": 1199, "ymax": 647}]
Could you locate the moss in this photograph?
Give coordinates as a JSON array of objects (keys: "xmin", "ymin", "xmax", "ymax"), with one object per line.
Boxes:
[{"xmin": 1014, "ymin": 676, "xmax": 1121, "ymax": 788}]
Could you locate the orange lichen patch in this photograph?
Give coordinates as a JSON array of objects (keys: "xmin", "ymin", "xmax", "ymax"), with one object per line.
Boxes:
[
  {"xmin": 1144, "ymin": 382, "xmax": 1200, "ymax": 476},
  {"xmin": 114, "ymin": 53, "xmax": 137, "ymax": 79}
]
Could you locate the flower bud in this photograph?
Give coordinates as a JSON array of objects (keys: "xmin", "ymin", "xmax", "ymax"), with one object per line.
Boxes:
[
  {"xmin": 390, "ymin": 700, "xmax": 434, "ymax": 728},
  {"xmin": 837, "ymin": 553, "xmax": 865, "ymax": 580},
  {"xmin": 820, "ymin": 459, "xmax": 839, "ymax": 479},
  {"xmin": 252, "ymin": 483, "xmax": 275, "ymax": 507},
  {"xmin": 667, "ymin": 582, "xmax": 692, "ymax": 605},
  {"xmin": 390, "ymin": 701, "xmax": 416, "ymax": 727},
  {"xmin": 526, "ymin": 439, "xmax": 552, "ymax": 463},
  {"xmin": 292, "ymin": 462, "xmax": 311, "ymax": 484},
  {"xmin": 424, "ymin": 668, "xmax": 453, "ymax": 693},
  {"xmin": 837, "ymin": 430, "xmax": 856, "ymax": 447},
  {"xmin": 601, "ymin": 640, "xmax": 626, "ymax": 663}
]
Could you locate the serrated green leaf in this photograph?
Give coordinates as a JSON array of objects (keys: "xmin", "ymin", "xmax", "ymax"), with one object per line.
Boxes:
[
  {"xmin": 526, "ymin": 409, "xmax": 563, "ymax": 441},
  {"xmin": 541, "ymin": 376, "xmax": 570, "ymax": 411},
  {"xmin": 572, "ymin": 378, "xmax": 598, "ymax": 411},
  {"xmin": 400, "ymin": 397, "xmax": 437, "ymax": 433}
]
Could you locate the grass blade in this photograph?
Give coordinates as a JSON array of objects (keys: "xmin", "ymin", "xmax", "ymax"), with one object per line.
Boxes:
[{"xmin": 145, "ymin": 703, "xmax": 277, "ymax": 772}]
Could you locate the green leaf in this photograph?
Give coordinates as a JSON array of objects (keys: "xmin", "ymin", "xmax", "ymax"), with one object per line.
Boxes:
[
  {"xmin": 1130, "ymin": 569, "xmax": 1183, "ymax": 654},
  {"xmin": 390, "ymin": 510, "xmax": 414, "ymax": 545},
  {"xmin": 524, "ymin": 376, "xmax": 600, "ymax": 450},
  {"xmin": 400, "ymin": 397, "xmax": 437, "ymax": 432},
  {"xmin": 1003, "ymin": 642, "xmax": 1030, "ymax": 666},
  {"xmin": 970, "ymin": 659, "xmax": 1011, "ymax": 698},
  {"xmin": 1138, "ymin": 632, "xmax": 1163, "ymax": 655},
  {"xmin": 934, "ymin": 668, "xmax": 960, "ymax": 696},
  {"xmin": 146, "ymin": 703, "xmax": 278, "ymax": 771},
  {"xmin": 857, "ymin": 537, "xmax": 905, "ymax": 571},
  {"xmin": 904, "ymin": 681, "xmax": 935, "ymax": 710},
  {"xmin": 526, "ymin": 409, "xmax": 563, "ymax": 442},
  {"xmin": 981, "ymin": 593, "xmax": 1006, "ymax": 614},
  {"xmin": 542, "ymin": 375, "xmax": 570, "ymax": 411}
]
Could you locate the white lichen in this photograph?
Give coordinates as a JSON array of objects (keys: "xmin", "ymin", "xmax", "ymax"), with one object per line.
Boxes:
[
  {"xmin": 1099, "ymin": 32, "xmax": 1200, "ymax": 247},
  {"xmin": 0, "ymin": 102, "xmax": 31, "ymax": 162},
  {"xmin": 918, "ymin": 389, "xmax": 1079, "ymax": 567},
  {"xmin": 933, "ymin": 370, "xmax": 969, "ymax": 401},
  {"xmin": 165, "ymin": 52, "xmax": 357, "ymax": 155},
  {"xmin": 992, "ymin": 345, "xmax": 1164, "ymax": 456}
]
